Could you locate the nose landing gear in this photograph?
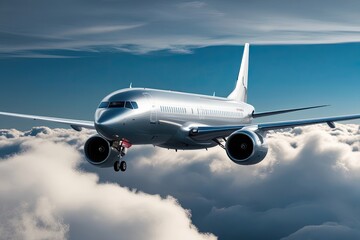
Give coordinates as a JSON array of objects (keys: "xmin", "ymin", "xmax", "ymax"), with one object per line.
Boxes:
[
  {"xmin": 114, "ymin": 160, "xmax": 126, "ymax": 172},
  {"xmin": 112, "ymin": 140, "xmax": 130, "ymax": 172}
]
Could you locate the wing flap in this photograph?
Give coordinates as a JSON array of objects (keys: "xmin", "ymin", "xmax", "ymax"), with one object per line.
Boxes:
[{"xmin": 0, "ymin": 111, "xmax": 94, "ymax": 129}]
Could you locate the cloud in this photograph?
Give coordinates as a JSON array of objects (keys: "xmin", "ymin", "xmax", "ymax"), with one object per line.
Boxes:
[
  {"xmin": 84, "ymin": 124, "xmax": 360, "ymax": 239},
  {"xmin": 62, "ymin": 24, "xmax": 145, "ymax": 37},
  {"xmin": 177, "ymin": 1, "xmax": 208, "ymax": 9},
  {"xmin": 283, "ymin": 223, "xmax": 360, "ymax": 240},
  {"xmin": 0, "ymin": 124, "xmax": 359, "ymax": 239},
  {"xmin": 0, "ymin": 127, "xmax": 215, "ymax": 240},
  {"xmin": 2, "ymin": 0, "xmax": 360, "ymax": 57}
]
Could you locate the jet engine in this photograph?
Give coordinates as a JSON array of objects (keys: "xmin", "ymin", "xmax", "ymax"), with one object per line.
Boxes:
[
  {"xmin": 225, "ymin": 129, "xmax": 268, "ymax": 165},
  {"xmin": 84, "ymin": 135, "xmax": 119, "ymax": 167}
]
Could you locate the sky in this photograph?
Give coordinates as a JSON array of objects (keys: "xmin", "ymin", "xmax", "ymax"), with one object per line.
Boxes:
[
  {"xmin": 1, "ymin": 43, "xmax": 360, "ymax": 130},
  {"xmin": 0, "ymin": 0, "xmax": 360, "ymax": 239}
]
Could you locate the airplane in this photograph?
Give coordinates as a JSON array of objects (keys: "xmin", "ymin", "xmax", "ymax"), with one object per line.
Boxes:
[{"xmin": 1, "ymin": 43, "xmax": 360, "ymax": 173}]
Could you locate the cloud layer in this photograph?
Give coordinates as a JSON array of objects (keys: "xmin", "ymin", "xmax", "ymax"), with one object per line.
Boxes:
[
  {"xmin": 0, "ymin": 124, "xmax": 359, "ymax": 239},
  {"xmin": 2, "ymin": 0, "xmax": 360, "ymax": 56},
  {"xmin": 0, "ymin": 127, "xmax": 215, "ymax": 240}
]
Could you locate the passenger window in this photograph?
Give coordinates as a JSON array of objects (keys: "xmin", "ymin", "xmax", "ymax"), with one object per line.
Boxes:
[
  {"xmin": 109, "ymin": 101, "xmax": 125, "ymax": 108},
  {"xmin": 98, "ymin": 102, "xmax": 109, "ymax": 108},
  {"xmin": 131, "ymin": 101, "xmax": 138, "ymax": 109},
  {"xmin": 125, "ymin": 101, "xmax": 133, "ymax": 109}
]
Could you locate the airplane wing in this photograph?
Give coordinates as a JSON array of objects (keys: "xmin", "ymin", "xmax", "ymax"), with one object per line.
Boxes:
[
  {"xmin": 189, "ymin": 114, "xmax": 360, "ymax": 141},
  {"xmin": 0, "ymin": 111, "xmax": 94, "ymax": 131},
  {"xmin": 252, "ymin": 105, "xmax": 329, "ymax": 118}
]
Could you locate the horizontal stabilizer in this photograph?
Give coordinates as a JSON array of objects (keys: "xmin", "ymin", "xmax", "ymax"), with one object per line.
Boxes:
[{"xmin": 252, "ymin": 105, "xmax": 329, "ymax": 118}]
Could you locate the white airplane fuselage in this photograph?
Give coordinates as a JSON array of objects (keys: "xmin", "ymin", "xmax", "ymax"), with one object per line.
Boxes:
[{"xmin": 95, "ymin": 88, "xmax": 254, "ymax": 149}]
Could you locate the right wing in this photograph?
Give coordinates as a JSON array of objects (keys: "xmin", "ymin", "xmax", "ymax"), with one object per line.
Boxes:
[
  {"xmin": 0, "ymin": 111, "xmax": 94, "ymax": 131},
  {"xmin": 189, "ymin": 114, "xmax": 360, "ymax": 141},
  {"xmin": 252, "ymin": 105, "xmax": 329, "ymax": 118},
  {"xmin": 257, "ymin": 114, "xmax": 360, "ymax": 131}
]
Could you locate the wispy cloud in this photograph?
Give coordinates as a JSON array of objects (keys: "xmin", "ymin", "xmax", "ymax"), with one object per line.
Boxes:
[
  {"xmin": 2, "ymin": 0, "xmax": 360, "ymax": 57},
  {"xmin": 177, "ymin": 1, "xmax": 207, "ymax": 9},
  {"xmin": 62, "ymin": 24, "xmax": 145, "ymax": 36}
]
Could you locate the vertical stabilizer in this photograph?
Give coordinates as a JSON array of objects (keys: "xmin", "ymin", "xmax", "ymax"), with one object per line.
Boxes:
[{"xmin": 227, "ymin": 43, "xmax": 249, "ymax": 102}]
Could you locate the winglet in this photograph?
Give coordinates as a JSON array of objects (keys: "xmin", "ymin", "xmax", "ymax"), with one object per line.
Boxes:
[{"xmin": 227, "ymin": 43, "xmax": 250, "ymax": 103}]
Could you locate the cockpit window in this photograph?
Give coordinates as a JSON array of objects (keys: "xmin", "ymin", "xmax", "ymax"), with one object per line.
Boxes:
[
  {"xmin": 98, "ymin": 102, "xmax": 109, "ymax": 108},
  {"xmin": 125, "ymin": 101, "xmax": 133, "ymax": 109},
  {"xmin": 109, "ymin": 101, "xmax": 125, "ymax": 108},
  {"xmin": 131, "ymin": 101, "xmax": 138, "ymax": 109},
  {"xmin": 105, "ymin": 101, "xmax": 138, "ymax": 109}
]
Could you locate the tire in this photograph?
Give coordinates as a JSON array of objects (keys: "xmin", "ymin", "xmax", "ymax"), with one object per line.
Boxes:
[
  {"xmin": 120, "ymin": 161, "xmax": 127, "ymax": 172},
  {"xmin": 114, "ymin": 161, "xmax": 120, "ymax": 172}
]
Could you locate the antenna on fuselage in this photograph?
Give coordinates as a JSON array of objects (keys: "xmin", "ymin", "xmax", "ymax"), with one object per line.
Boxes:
[
  {"xmin": 129, "ymin": 82, "xmax": 133, "ymax": 88},
  {"xmin": 213, "ymin": 92, "xmax": 216, "ymax": 96}
]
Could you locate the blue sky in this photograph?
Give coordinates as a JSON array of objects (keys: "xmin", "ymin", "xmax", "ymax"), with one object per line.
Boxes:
[
  {"xmin": 0, "ymin": 43, "xmax": 359, "ymax": 129},
  {"xmin": 1, "ymin": 0, "xmax": 360, "ymax": 129}
]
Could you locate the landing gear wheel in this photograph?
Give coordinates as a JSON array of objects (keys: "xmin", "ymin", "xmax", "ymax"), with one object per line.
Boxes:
[
  {"xmin": 120, "ymin": 161, "xmax": 127, "ymax": 172},
  {"xmin": 114, "ymin": 161, "xmax": 120, "ymax": 172}
]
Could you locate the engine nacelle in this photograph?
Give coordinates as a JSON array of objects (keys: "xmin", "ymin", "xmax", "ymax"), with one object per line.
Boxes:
[
  {"xmin": 225, "ymin": 129, "xmax": 268, "ymax": 165},
  {"xmin": 84, "ymin": 135, "xmax": 119, "ymax": 167}
]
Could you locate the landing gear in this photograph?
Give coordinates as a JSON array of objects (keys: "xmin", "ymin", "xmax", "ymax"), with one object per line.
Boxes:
[
  {"xmin": 112, "ymin": 140, "xmax": 130, "ymax": 173},
  {"xmin": 114, "ymin": 160, "xmax": 127, "ymax": 172}
]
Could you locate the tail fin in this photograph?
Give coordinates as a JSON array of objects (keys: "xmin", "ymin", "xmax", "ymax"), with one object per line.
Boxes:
[{"xmin": 227, "ymin": 43, "xmax": 249, "ymax": 103}]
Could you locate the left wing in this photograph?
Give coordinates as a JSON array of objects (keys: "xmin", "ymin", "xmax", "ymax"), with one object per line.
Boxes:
[
  {"xmin": 190, "ymin": 114, "xmax": 360, "ymax": 141},
  {"xmin": 0, "ymin": 111, "xmax": 94, "ymax": 131}
]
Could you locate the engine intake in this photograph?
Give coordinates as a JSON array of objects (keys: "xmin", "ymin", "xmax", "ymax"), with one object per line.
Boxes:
[
  {"xmin": 84, "ymin": 135, "xmax": 119, "ymax": 167},
  {"xmin": 225, "ymin": 129, "xmax": 268, "ymax": 165}
]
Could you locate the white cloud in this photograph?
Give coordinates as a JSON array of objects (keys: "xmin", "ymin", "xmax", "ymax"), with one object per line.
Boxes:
[
  {"xmin": 177, "ymin": 1, "xmax": 208, "ymax": 9},
  {"xmin": 2, "ymin": 0, "xmax": 360, "ymax": 57},
  {"xmin": 62, "ymin": 24, "xmax": 145, "ymax": 36},
  {"xmin": 86, "ymin": 124, "xmax": 360, "ymax": 239},
  {"xmin": 0, "ymin": 124, "xmax": 360, "ymax": 239},
  {"xmin": 283, "ymin": 223, "xmax": 360, "ymax": 240},
  {"xmin": 0, "ymin": 127, "xmax": 216, "ymax": 240}
]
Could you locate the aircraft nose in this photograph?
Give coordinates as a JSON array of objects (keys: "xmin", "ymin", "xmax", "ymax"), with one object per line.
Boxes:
[
  {"xmin": 95, "ymin": 110, "xmax": 122, "ymax": 140},
  {"xmin": 95, "ymin": 110, "xmax": 113, "ymax": 125}
]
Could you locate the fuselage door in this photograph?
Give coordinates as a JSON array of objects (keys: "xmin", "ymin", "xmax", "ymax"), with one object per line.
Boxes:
[{"xmin": 143, "ymin": 93, "xmax": 157, "ymax": 124}]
